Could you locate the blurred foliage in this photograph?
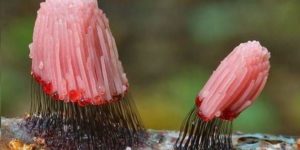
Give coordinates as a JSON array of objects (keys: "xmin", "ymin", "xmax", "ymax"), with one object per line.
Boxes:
[{"xmin": 1, "ymin": 0, "xmax": 300, "ymax": 135}]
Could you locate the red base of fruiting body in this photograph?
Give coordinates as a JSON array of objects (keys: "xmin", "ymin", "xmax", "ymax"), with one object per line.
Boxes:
[
  {"xmin": 32, "ymin": 72, "xmax": 125, "ymax": 106},
  {"xmin": 195, "ymin": 97, "xmax": 210, "ymax": 122},
  {"xmin": 195, "ymin": 96, "xmax": 237, "ymax": 121}
]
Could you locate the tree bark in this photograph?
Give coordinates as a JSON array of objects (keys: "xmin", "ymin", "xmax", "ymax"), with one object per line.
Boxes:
[{"xmin": 1, "ymin": 117, "xmax": 299, "ymax": 150}]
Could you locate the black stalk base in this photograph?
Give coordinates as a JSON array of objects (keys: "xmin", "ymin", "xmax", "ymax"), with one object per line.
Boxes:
[
  {"xmin": 24, "ymin": 81, "xmax": 146, "ymax": 150},
  {"xmin": 174, "ymin": 108, "xmax": 233, "ymax": 150}
]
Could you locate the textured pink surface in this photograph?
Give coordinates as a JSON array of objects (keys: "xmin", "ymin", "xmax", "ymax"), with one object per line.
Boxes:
[
  {"xmin": 196, "ymin": 41, "xmax": 270, "ymax": 121},
  {"xmin": 29, "ymin": 0, "xmax": 128, "ymax": 105}
]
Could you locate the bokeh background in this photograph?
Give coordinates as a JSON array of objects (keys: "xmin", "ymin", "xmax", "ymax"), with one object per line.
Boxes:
[{"xmin": 1, "ymin": 0, "xmax": 300, "ymax": 135}]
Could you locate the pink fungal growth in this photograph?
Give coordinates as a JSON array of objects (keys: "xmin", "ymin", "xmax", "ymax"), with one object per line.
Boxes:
[
  {"xmin": 29, "ymin": 0, "xmax": 128, "ymax": 105},
  {"xmin": 196, "ymin": 41, "xmax": 270, "ymax": 121}
]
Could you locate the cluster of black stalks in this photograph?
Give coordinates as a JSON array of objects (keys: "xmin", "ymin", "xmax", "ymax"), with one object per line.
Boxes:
[
  {"xmin": 24, "ymin": 80, "xmax": 233, "ymax": 150},
  {"xmin": 24, "ymin": 81, "xmax": 146, "ymax": 150}
]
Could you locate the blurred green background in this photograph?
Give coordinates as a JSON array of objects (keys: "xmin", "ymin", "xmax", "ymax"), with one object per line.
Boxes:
[{"xmin": 1, "ymin": 0, "xmax": 300, "ymax": 135}]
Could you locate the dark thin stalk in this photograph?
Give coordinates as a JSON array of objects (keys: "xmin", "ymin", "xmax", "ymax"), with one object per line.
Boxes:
[
  {"xmin": 174, "ymin": 108, "xmax": 233, "ymax": 150},
  {"xmin": 24, "ymin": 80, "xmax": 146, "ymax": 149}
]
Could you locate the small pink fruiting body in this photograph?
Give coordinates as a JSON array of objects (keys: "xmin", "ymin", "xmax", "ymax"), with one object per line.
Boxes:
[
  {"xmin": 29, "ymin": 0, "xmax": 128, "ymax": 105},
  {"xmin": 196, "ymin": 41, "xmax": 270, "ymax": 121}
]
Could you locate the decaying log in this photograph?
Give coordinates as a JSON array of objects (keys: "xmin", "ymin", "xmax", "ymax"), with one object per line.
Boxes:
[{"xmin": 1, "ymin": 117, "xmax": 299, "ymax": 150}]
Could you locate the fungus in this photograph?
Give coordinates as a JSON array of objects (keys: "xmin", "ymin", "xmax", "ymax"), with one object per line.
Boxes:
[
  {"xmin": 175, "ymin": 41, "xmax": 270, "ymax": 150},
  {"xmin": 25, "ymin": 0, "xmax": 145, "ymax": 149}
]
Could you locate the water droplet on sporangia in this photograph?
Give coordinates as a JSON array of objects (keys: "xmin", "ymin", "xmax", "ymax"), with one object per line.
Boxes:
[
  {"xmin": 43, "ymin": 82, "xmax": 53, "ymax": 95},
  {"xmin": 69, "ymin": 90, "xmax": 82, "ymax": 102},
  {"xmin": 215, "ymin": 111, "xmax": 221, "ymax": 117},
  {"xmin": 52, "ymin": 92, "xmax": 59, "ymax": 100},
  {"xmin": 98, "ymin": 86, "xmax": 105, "ymax": 95},
  {"xmin": 39, "ymin": 61, "xmax": 44, "ymax": 69},
  {"xmin": 78, "ymin": 98, "xmax": 89, "ymax": 107},
  {"xmin": 122, "ymin": 85, "xmax": 127, "ymax": 91}
]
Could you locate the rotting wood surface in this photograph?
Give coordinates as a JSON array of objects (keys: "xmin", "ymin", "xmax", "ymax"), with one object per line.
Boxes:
[{"xmin": 1, "ymin": 117, "xmax": 299, "ymax": 150}]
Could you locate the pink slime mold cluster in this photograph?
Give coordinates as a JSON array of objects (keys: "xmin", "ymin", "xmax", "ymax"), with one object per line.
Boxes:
[
  {"xmin": 196, "ymin": 41, "xmax": 270, "ymax": 121},
  {"xmin": 29, "ymin": 0, "xmax": 128, "ymax": 105}
]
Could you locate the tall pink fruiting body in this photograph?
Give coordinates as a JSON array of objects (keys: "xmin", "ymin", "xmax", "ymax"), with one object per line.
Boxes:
[
  {"xmin": 29, "ymin": 0, "xmax": 128, "ymax": 105},
  {"xmin": 196, "ymin": 41, "xmax": 270, "ymax": 121}
]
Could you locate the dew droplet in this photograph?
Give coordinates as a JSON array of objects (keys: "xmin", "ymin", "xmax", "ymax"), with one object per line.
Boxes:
[
  {"xmin": 78, "ymin": 99, "xmax": 87, "ymax": 107},
  {"xmin": 69, "ymin": 90, "xmax": 82, "ymax": 102},
  {"xmin": 215, "ymin": 111, "xmax": 221, "ymax": 117},
  {"xmin": 43, "ymin": 82, "xmax": 53, "ymax": 95},
  {"xmin": 195, "ymin": 96, "xmax": 203, "ymax": 107},
  {"xmin": 39, "ymin": 61, "xmax": 44, "ymax": 69},
  {"xmin": 98, "ymin": 86, "xmax": 105, "ymax": 95},
  {"xmin": 52, "ymin": 92, "xmax": 59, "ymax": 100},
  {"xmin": 122, "ymin": 85, "xmax": 127, "ymax": 92}
]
